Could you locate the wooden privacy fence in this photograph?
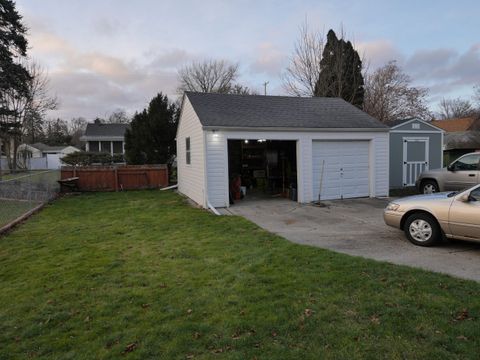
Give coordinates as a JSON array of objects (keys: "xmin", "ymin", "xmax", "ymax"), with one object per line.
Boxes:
[{"xmin": 61, "ymin": 165, "xmax": 168, "ymax": 192}]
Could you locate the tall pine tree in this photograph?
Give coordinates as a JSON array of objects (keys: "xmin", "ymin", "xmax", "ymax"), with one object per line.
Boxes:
[
  {"xmin": 0, "ymin": 0, "xmax": 31, "ymax": 117},
  {"xmin": 125, "ymin": 93, "xmax": 178, "ymax": 165},
  {"xmin": 314, "ymin": 29, "xmax": 364, "ymax": 108}
]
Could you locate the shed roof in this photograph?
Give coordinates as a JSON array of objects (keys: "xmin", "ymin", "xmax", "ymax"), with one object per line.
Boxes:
[
  {"xmin": 30, "ymin": 143, "xmax": 69, "ymax": 152},
  {"xmin": 185, "ymin": 92, "xmax": 387, "ymax": 130},
  {"xmin": 387, "ymin": 117, "xmax": 443, "ymax": 132},
  {"xmin": 83, "ymin": 123, "xmax": 130, "ymax": 137}
]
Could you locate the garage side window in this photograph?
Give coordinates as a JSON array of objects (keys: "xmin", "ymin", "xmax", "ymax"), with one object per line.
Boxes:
[{"xmin": 186, "ymin": 137, "xmax": 191, "ymax": 165}]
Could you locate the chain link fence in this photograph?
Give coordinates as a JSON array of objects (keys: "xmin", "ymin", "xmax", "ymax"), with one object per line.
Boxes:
[{"xmin": 0, "ymin": 170, "xmax": 60, "ymax": 231}]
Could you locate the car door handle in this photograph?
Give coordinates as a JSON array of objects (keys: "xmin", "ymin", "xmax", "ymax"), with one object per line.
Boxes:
[{"xmin": 468, "ymin": 174, "xmax": 476, "ymax": 177}]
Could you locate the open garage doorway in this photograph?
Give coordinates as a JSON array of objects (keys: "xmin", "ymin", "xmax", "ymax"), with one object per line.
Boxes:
[{"xmin": 227, "ymin": 139, "xmax": 298, "ymax": 205}]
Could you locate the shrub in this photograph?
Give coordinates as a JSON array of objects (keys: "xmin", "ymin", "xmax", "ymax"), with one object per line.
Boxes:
[{"xmin": 61, "ymin": 152, "xmax": 125, "ymax": 166}]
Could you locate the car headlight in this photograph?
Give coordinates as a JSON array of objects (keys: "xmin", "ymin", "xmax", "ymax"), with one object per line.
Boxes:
[{"xmin": 386, "ymin": 203, "xmax": 400, "ymax": 211}]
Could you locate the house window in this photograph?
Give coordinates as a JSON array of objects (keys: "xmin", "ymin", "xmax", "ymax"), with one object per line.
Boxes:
[
  {"xmin": 186, "ymin": 137, "xmax": 191, "ymax": 165},
  {"xmin": 89, "ymin": 141, "xmax": 99, "ymax": 152},
  {"xmin": 101, "ymin": 141, "xmax": 111, "ymax": 153},
  {"xmin": 112, "ymin": 141, "xmax": 123, "ymax": 154}
]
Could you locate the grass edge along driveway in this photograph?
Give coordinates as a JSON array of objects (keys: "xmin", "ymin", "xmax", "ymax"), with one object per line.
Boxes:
[{"xmin": 0, "ymin": 191, "xmax": 479, "ymax": 359}]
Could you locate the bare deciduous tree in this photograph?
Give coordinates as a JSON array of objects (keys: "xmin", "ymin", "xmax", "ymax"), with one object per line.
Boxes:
[
  {"xmin": 0, "ymin": 60, "xmax": 58, "ymax": 169},
  {"xmin": 229, "ymin": 84, "xmax": 258, "ymax": 95},
  {"xmin": 177, "ymin": 59, "xmax": 239, "ymax": 94},
  {"xmin": 437, "ymin": 97, "xmax": 475, "ymax": 120},
  {"xmin": 107, "ymin": 108, "xmax": 130, "ymax": 124},
  {"xmin": 68, "ymin": 117, "xmax": 88, "ymax": 147},
  {"xmin": 363, "ymin": 61, "xmax": 431, "ymax": 123},
  {"xmin": 282, "ymin": 21, "xmax": 324, "ymax": 96},
  {"xmin": 473, "ymin": 85, "xmax": 480, "ymax": 109}
]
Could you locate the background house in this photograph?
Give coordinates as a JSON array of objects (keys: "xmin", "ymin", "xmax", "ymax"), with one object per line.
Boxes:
[
  {"xmin": 80, "ymin": 120, "xmax": 129, "ymax": 155},
  {"xmin": 16, "ymin": 143, "xmax": 80, "ymax": 169},
  {"xmin": 431, "ymin": 116, "xmax": 480, "ymax": 165},
  {"xmin": 388, "ymin": 118, "xmax": 444, "ymax": 189},
  {"xmin": 177, "ymin": 92, "xmax": 389, "ymax": 209}
]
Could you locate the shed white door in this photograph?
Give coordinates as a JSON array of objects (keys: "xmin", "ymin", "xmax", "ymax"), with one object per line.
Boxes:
[
  {"xmin": 402, "ymin": 138, "xmax": 429, "ymax": 186},
  {"xmin": 312, "ymin": 141, "xmax": 370, "ymax": 200}
]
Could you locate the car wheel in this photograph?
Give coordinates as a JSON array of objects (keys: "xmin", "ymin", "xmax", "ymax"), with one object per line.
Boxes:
[
  {"xmin": 404, "ymin": 213, "xmax": 440, "ymax": 247},
  {"xmin": 421, "ymin": 180, "xmax": 439, "ymax": 194}
]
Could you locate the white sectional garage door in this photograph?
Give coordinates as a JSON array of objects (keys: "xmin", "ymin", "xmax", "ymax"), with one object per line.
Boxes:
[{"xmin": 312, "ymin": 141, "xmax": 370, "ymax": 200}]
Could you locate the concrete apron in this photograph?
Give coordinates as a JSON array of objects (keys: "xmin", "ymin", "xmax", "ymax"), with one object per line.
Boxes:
[{"xmin": 226, "ymin": 197, "xmax": 480, "ymax": 282}]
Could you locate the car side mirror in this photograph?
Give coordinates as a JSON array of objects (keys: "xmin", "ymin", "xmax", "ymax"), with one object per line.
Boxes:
[
  {"xmin": 458, "ymin": 192, "xmax": 477, "ymax": 202},
  {"xmin": 447, "ymin": 164, "xmax": 456, "ymax": 172}
]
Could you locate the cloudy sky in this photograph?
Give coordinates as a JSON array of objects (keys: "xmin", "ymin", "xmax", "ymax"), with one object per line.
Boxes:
[{"xmin": 16, "ymin": 0, "xmax": 480, "ymax": 120}]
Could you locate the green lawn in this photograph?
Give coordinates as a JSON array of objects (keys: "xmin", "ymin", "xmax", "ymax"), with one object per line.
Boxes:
[
  {"xmin": 0, "ymin": 199, "xmax": 40, "ymax": 228},
  {"xmin": 1, "ymin": 191, "xmax": 479, "ymax": 359}
]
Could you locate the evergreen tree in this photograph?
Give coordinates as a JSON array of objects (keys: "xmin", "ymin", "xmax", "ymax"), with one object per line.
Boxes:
[
  {"xmin": 125, "ymin": 93, "xmax": 178, "ymax": 165},
  {"xmin": 0, "ymin": 0, "xmax": 31, "ymax": 117},
  {"xmin": 314, "ymin": 29, "xmax": 364, "ymax": 108}
]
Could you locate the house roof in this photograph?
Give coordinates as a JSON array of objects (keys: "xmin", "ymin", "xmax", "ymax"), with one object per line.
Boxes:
[
  {"xmin": 83, "ymin": 123, "xmax": 130, "ymax": 137},
  {"xmin": 444, "ymin": 131, "xmax": 480, "ymax": 151},
  {"xmin": 185, "ymin": 92, "xmax": 387, "ymax": 130},
  {"xmin": 30, "ymin": 143, "xmax": 70, "ymax": 152},
  {"xmin": 430, "ymin": 117, "xmax": 478, "ymax": 132}
]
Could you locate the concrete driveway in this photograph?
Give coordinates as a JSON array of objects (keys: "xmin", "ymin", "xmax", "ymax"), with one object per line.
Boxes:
[{"xmin": 225, "ymin": 197, "xmax": 480, "ymax": 282}]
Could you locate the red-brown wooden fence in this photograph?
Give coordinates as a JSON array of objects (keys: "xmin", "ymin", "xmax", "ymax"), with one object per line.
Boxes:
[{"xmin": 61, "ymin": 165, "xmax": 168, "ymax": 192}]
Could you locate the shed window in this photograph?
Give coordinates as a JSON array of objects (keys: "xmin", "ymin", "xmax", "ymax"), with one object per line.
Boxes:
[
  {"xmin": 186, "ymin": 137, "xmax": 191, "ymax": 165},
  {"xmin": 412, "ymin": 123, "xmax": 420, "ymax": 129}
]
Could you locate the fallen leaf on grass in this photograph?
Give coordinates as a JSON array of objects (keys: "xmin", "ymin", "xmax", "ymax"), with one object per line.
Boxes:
[
  {"xmin": 193, "ymin": 332, "xmax": 201, "ymax": 339},
  {"xmin": 370, "ymin": 315, "xmax": 380, "ymax": 325},
  {"xmin": 187, "ymin": 309, "xmax": 193, "ymax": 314},
  {"xmin": 122, "ymin": 342, "xmax": 137, "ymax": 354},
  {"xmin": 454, "ymin": 309, "xmax": 471, "ymax": 322},
  {"xmin": 271, "ymin": 331, "xmax": 277, "ymax": 337},
  {"xmin": 141, "ymin": 303, "xmax": 150, "ymax": 309},
  {"xmin": 304, "ymin": 309, "xmax": 314, "ymax": 317},
  {"xmin": 456, "ymin": 335, "xmax": 468, "ymax": 341}
]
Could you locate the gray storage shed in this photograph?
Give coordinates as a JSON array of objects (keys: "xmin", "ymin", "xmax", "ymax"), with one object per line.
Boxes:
[{"xmin": 389, "ymin": 118, "xmax": 444, "ymax": 188}]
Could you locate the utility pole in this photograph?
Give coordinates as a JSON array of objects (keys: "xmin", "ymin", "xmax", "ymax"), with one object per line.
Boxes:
[{"xmin": 263, "ymin": 81, "xmax": 269, "ymax": 96}]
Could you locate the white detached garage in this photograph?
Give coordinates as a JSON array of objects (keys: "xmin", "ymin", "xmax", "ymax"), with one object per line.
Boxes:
[{"xmin": 177, "ymin": 92, "xmax": 389, "ymax": 208}]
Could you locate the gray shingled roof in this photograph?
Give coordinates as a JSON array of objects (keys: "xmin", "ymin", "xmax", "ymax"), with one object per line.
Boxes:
[
  {"xmin": 185, "ymin": 92, "xmax": 387, "ymax": 129},
  {"xmin": 83, "ymin": 123, "xmax": 130, "ymax": 137},
  {"xmin": 31, "ymin": 143, "xmax": 68, "ymax": 152},
  {"xmin": 387, "ymin": 118, "xmax": 416, "ymax": 127},
  {"xmin": 444, "ymin": 131, "xmax": 480, "ymax": 150}
]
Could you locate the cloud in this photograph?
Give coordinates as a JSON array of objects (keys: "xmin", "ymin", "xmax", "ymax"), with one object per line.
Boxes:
[
  {"xmin": 249, "ymin": 42, "xmax": 287, "ymax": 77},
  {"xmin": 357, "ymin": 40, "xmax": 404, "ymax": 70},
  {"xmin": 405, "ymin": 44, "xmax": 480, "ymax": 96},
  {"xmin": 27, "ymin": 25, "xmax": 190, "ymax": 119},
  {"xmin": 92, "ymin": 17, "xmax": 124, "ymax": 36}
]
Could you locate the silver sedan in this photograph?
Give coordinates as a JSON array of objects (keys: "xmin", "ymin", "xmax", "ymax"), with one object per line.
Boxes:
[{"xmin": 384, "ymin": 184, "xmax": 480, "ymax": 246}]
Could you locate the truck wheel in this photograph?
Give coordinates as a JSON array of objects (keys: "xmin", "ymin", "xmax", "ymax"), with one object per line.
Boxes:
[{"xmin": 421, "ymin": 180, "xmax": 439, "ymax": 194}]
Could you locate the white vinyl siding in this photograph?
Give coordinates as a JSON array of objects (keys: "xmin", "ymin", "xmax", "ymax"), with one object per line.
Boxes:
[
  {"xmin": 176, "ymin": 97, "xmax": 206, "ymax": 207},
  {"xmin": 204, "ymin": 130, "xmax": 389, "ymax": 208}
]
